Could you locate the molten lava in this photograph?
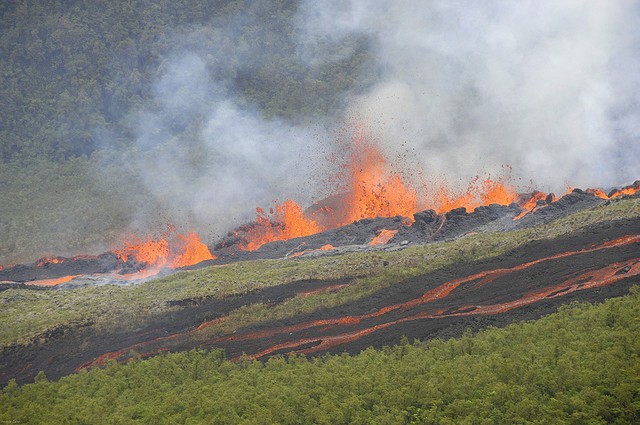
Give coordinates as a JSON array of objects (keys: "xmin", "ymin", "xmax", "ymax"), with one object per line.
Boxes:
[
  {"xmin": 342, "ymin": 127, "xmax": 419, "ymax": 223},
  {"xmin": 431, "ymin": 177, "xmax": 520, "ymax": 214},
  {"xmin": 242, "ymin": 200, "xmax": 323, "ymax": 251},
  {"xmin": 239, "ymin": 126, "xmax": 591, "ymax": 250},
  {"xmin": 25, "ymin": 275, "xmax": 79, "ymax": 287},
  {"xmin": 169, "ymin": 232, "xmax": 216, "ymax": 268},
  {"xmin": 114, "ymin": 229, "xmax": 214, "ymax": 269},
  {"xmin": 370, "ymin": 229, "xmax": 398, "ymax": 246},
  {"xmin": 35, "ymin": 257, "xmax": 66, "ymax": 267},
  {"xmin": 588, "ymin": 182, "xmax": 640, "ymax": 200},
  {"xmin": 288, "ymin": 244, "xmax": 334, "ymax": 259},
  {"xmin": 609, "ymin": 186, "xmax": 640, "ymax": 197}
]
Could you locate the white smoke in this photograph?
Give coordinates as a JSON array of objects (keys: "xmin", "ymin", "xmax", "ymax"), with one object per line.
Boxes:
[
  {"xmin": 296, "ymin": 0, "xmax": 640, "ymax": 192},
  {"xmin": 122, "ymin": 47, "xmax": 335, "ymax": 240},
  {"xmin": 118, "ymin": 0, "xmax": 640, "ymax": 242}
]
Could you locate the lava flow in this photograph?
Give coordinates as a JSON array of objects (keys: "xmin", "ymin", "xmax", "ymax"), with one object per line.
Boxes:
[
  {"xmin": 370, "ymin": 229, "xmax": 399, "ymax": 246},
  {"xmin": 25, "ymin": 275, "xmax": 80, "ymax": 287},
  {"xmin": 196, "ymin": 235, "xmax": 639, "ymax": 355},
  {"xmin": 230, "ymin": 236, "xmax": 640, "ymax": 360},
  {"xmin": 78, "ymin": 231, "xmax": 638, "ymax": 369}
]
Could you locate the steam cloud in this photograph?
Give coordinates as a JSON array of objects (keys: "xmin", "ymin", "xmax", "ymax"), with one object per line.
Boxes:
[
  {"xmin": 298, "ymin": 0, "xmax": 640, "ymax": 190},
  {"xmin": 122, "ymin": 0, "xmax": 640, "ymax": 238}
]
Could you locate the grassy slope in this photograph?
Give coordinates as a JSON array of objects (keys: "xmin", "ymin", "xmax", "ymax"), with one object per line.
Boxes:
[
  {"xmin": 1, "ymin": 197, "xmax": 638, "ymax": 348},
  {"xmin": 1, "ymin": 287, "xmax": 638, "ymax": 424}
]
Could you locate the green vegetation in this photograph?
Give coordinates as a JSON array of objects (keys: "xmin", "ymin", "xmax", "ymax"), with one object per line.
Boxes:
[
  {"xmin": 2, "ymin": 287, "xmax": 639, "ymax": 424},
  {"xmin": 0, "ymin": 0, "xmax": 376, "ymax": 264},
  {"xmin": 1, "ymin": 0, "xmax": 373, "ymax": 162},
  {"xmin": 1, "ymin": 197, "xmax": 638, "ymax": 348}
]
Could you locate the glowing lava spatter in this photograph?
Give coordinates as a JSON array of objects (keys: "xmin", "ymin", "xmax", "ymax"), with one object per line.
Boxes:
[
  {"xmin": 342, "ymin": 126, "xmax": 419, "ymax": 223},
  {"xmin": 35, "ymin": 257, "xmax": 66, "ymax": 267},
  {"xmin": 241, "ymin": 200, "xmax": 323, "ymax": 251},
  {"xmin": 431, "ymin": 176, "xmax": 520, "ymax": 214},
  {"xmin": 241, "ymin": 128, "xmax": 525, "ymax": 251},
  {"xmin": 587, "ymin": 181, "xmax": 640, "ymax": 200},
  {"xmin": 114, "ymin": 228, "xmax": 215, "ymax": 270},
  {"xmin": 239, "ymin": 125, "xmax": 597, "ymax": 250}
]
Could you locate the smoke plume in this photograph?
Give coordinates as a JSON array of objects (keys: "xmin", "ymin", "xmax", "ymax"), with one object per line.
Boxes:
[
  {"xmin": 297, "ymin": 0, "xmax": 640, "ymax": 191},
  {"xmin": 118, "ymin": 0, "xmax": 640, "ymax": 239}
]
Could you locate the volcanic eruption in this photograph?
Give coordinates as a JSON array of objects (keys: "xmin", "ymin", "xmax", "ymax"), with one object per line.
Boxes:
[{"xmin": 1, "ymin": 124, "xmax": 638, "ymax": 287}]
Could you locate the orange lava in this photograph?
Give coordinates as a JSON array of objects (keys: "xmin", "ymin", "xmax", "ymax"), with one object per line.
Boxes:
[
  {"xmin": 514, "ymin": 191, "xmax": 552, "ymax": 220},
  {"xmin": 586, "ymin": 188, "xmax": 609, "ymax": 199},
  {"xmin": 519, "ymin": 191, "xmax": 549, "ymax": 211},
  {"xmin": 35, "ymin": 257, "xmax": 66, "ymax": 267},
  {"xmin": 369, "ymin": 229, "xmax": 398, "ymax": 246},
  {"xmin": 288, "ymin": 244, "xmax": 334, "ymax": 259},
  {"xmin": 25, "ymin": 275, "xmax": 79, "ymax": 287},
  {"xmin": 242, "ymin": 200, "xmax": 323, "ymax": 251},
  {"xmin": 114, "ymin": 229, "xmax": 214, "ymax": 269},
  {"xmin": 169, "ymin": 232, "xmax": 216, "ymax": 268},
  {"xmin": 342, "ymin": 127, "xmax": 418, "ymax": 223},
  {"xmin": 432, "ymin": 177, "xmax": 519, "ymax": 214},
  {"xmin": 588, "ymin": 182, "xmax": 640, "ymax": 200},
  {"xmin": 234, "ymin": 123, "xmax": 636, "ymax": 251},
  {"xmin": 98, "ymin": 268, "xmax": 162, "ymax": 281},
  {"xmin": 609, "ymin": 186, "xmax": 640, "ymax": 197}
]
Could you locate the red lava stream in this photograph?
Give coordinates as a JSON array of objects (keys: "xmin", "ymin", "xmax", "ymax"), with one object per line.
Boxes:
[
  {"xmin": 79, "ymin": 234, "xmax": 640, "ymax": 369},
  {"xmin": 248, "ymin": 257, "xmax": 640, "ymax": 359}
]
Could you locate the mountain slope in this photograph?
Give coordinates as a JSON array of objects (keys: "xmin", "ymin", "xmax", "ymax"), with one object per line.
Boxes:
[
  {"xmin": 1, "ymin": 288, "xmax": 639, "ymax": 424},
  {"xmin": 1, "ymin": 197, "xmax": 638, "ymax": 385}
]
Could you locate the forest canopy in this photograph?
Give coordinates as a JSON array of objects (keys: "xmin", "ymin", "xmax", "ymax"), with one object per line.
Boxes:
[
  {"xmin": 2, "ymin": 288, "xmax": 639, "ymax": 424},
  {"xmin": 0, "ymin": 0, "xmax": 375, "ymax": 162}
]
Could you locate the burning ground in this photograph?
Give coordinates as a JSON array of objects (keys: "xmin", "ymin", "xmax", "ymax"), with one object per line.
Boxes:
[{"xmin": 0, "ymin": 195, "xmax": 638, "ymax": 384}]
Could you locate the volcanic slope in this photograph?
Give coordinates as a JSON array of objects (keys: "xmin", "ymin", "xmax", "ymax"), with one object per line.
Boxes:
[{"xmin": 0, "ymin": 197, "xmax": 639, "ymax": 384}]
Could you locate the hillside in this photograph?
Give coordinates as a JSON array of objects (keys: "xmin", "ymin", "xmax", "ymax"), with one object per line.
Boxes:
[
  {"xmin": 1, "ymin": 287, "xmax": 639, "ymax": 423},
  {"xmin": 0, "ymin": 0, "xmax": 375, "ymax": 265},
  {"xmin": 1, "ymin": 0, "xmax": 372, "ymax": 162},
  {"xmin": 2, "ymin": 1, "xmax": 640, "ymax": 422},
  {"xmin": 1, "ymin": 196, "xmax": 638, "ymax": 386}
]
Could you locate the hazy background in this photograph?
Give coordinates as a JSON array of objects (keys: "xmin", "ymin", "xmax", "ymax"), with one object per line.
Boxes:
[
  {"xmin": 126, "ymin": 0, "xmax": 640, "ymax": 231},
  {"xmin": 297, "ymin": 0, "xmax": 640, "ymax": 190},
  {"xmin": 1, "ymin": 0, "xmax": 638, "ymax": 263}
]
